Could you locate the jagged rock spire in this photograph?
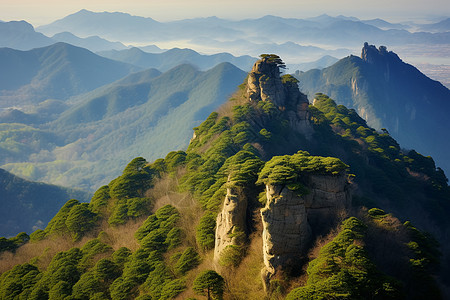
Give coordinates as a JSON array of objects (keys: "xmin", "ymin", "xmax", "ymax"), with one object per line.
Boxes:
[{"xmin": 246, "ymin": 54, "xmax": 313, "ymax": 137}]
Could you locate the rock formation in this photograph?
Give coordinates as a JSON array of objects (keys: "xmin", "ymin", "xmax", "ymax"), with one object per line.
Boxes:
[
  {"xmin": 246, "ymin": 54, "xmax": 313, "ymax": 137},
  {"xmin": 261, "ymin": 172, "xmax": 351, "ymax": 288},
  {"xmin": 214, "ymin": 186, "xmax": 247, "ymax": 262}
]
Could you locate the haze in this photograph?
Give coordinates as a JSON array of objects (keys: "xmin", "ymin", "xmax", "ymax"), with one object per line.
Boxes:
[{"xmin": 2, "ymin": 0, "xmax": 449, "ymax": 26}]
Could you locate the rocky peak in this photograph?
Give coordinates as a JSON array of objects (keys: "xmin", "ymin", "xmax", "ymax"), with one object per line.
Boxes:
[
  {"xmin": 361, "ymin": 42, "xmax": 402, "ymax": 65},
  {"xmin": 247, "ymin": 54, "xmax": 313, "ymax": 137}
]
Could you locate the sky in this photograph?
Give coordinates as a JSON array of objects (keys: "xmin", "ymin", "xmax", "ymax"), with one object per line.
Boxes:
[{"xmin": 1, "ymin": 0, "xmax": 449, "ymax": 26}]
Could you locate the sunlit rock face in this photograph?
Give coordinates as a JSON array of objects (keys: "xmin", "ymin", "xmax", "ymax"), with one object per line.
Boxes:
[
  {"xmin": 214, "ymin": 187, "xmax": 247, "ymax": 262},
  {"xmin": 261, "ymin": 172, "xmax": 351, "ymax": 287}
]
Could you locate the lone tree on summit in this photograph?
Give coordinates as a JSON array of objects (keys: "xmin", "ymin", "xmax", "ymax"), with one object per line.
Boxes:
[
  {"xmin": 260, "ymin": 54, "xmax": 286, "ymax": 69},
  {"xmin": 193, "ymin": 270, "xmax": 225, "ymax": 300}
]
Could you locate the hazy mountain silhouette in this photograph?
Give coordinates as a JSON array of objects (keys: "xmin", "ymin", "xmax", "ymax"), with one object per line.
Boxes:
[
  {"xmin": 0, "ymin": 21, "xmax": 53, "ymax": 50},
  {"xmin": 0, "ymin": 168, "xmax": 90, "ymax": 236},
  {"xmin": 98, "ymin": 47, "xmax": 256, "ymax": 71},
  {"xmin": 51, "ymin": 31, "xmax": 127, "ymax": 52},
  {"xmin": 0, "ymin": 42, "xmax": 139, "ymax": 107}
]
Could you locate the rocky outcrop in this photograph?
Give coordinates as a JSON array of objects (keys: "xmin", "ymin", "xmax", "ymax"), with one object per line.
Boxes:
[
  {"xmin": 247, "ymin": 55, "xmax": 313, "ymax": 137},
  {"xmin": 261, "ymin": 184, "xmax": 312, "ymax": 278},
  {"xmin": 261, "ymin": 172, "xmax": 351, "ymax": 286},
  {"xmin": 247, "ymin": 57, "xmax": 286, "ymax": 106},
  {"xmin": 214, "ymin": 186, "xmax": 247, "ymax": 262}
]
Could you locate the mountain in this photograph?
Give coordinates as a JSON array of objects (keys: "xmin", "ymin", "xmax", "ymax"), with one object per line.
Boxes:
[
  {"xmin": 295, "ymin": 43, "xmax": 450, "ymax": 175},
  {"xmin": 0, "ymin": 168, "xmax": 90, "ymax": 237},
  {"xmin": 37, "ymin": 9, "xmax": 239, "ymax": 43},
  {"xmin": 98, "ymin": 47, "xmax": 256, "ymax": 71},
  {"xmin": 51, "ymin": 31, "xmax": 127, "ymax": 52},
  {"xmin": 361, "ymin": 18, "xmax": 410, "ymax": 30},
  {"xmin": 0, "ymin": 42, "xmax": 139, "ymax": 107},
  {"xmin": 138, "ymin": 44, "xmax": 163, "ymax": 53},
  {"xmin": 420, "ymin": 18, "xmax": 450, "ymax": 32},
  {"xmin": 36, "ymin": 10, "xmax": 450, "ymax": 49},
  {"xmin": 1, "ymin": 55, "xmax": 448, "ymax": 299},
  {"xmin": 0, "ymin": 21, "xmax": 53, "ymax": 50},
  {"xmin": 290, "ymin": 55, "xmax": 339, "ymax": 72},
  {"xmin": 2, "ymin": 63, "xmax": 247, "ymax": 191}
]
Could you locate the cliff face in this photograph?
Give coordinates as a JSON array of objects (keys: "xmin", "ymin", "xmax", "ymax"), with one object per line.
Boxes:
[
  {"xmin": 261, "ymin": 172, "xmax": 351, "ymax": 285},
  {"xmin": 214, "ymin": 187, "xmax": 247, "ymax": 262}
]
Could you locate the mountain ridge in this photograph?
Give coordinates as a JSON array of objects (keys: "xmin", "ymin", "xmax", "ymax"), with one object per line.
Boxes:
[
  {"xmin": 0, "ymin": 42, "xmax": 139, "ymax": 107},
  {"xmin": 295, "ymin": 43, "xmax": 450, "ymax": 175}
]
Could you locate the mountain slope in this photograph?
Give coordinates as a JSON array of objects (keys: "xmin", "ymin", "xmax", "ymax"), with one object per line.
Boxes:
[
  {"xmin": 0, "ymin": 42, "xmax": 139, "ymax": 107},
  {"xmin": 2, "ymin": 63, "xmax": 247, "ymax": 191},
  {"xmin": 98, "ymin": 47, "xmax": 256, "ymax": 71},
  {"xmin": 295, "ymin": 43, "xmax": 450, "ymax": 175},
  {"xmin": 0, "ymin": 168, "xmax": 90, "ymax": 237}
]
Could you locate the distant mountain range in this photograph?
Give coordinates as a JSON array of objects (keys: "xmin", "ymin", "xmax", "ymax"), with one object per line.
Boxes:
[
  {"xmin": 51, "ymin": 31, "xmax": 127, "ymax": 52},
  {"xmin": 295, "ymin": 43, "xmax": 450, "ymax": 174},
  {"xmin": 0, "ymin": 20, "xmax": 128, "ymax": 52},
  {"xmin": 98, "ymin": 47, "xmax": 256, "ymax": 71},
  {"xmin": 289, "ymin": 55, "xmax": 339, "ymax": 72},
  {"xmin": 420, "ymin": 17, "xmax": 450, "ymax": 32},
  {"xmin": 0, "ymin": 42, "xmax": 139, "ymax": 107},
  {"xmin": 36, "ymin": 10, "xmax": 450, "ymax": 50},
  {"xmin": 0, "ymin": 168, "xmax": 90, "ymax": 236}
]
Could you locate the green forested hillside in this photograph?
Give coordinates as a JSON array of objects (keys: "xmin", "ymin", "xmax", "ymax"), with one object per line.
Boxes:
[
  {"xmin": 0, "ymin": 168, "xmax": 90, "ymax": 237},
  {"xmin": 2, "ymin": 62, "xmax": 247, "ymax": 191},
  {"xmin": 0, "ymin": 42, "xmax": 139, "ymax": 107},
  {"xmin": 0, "ymin": 55, "xmax": 448, "ymax": 299}
]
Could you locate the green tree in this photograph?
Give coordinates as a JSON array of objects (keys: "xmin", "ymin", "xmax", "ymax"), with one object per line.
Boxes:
[{"xmin": 193, "ymin": 270, "xmax": 225, "ymax": 300}]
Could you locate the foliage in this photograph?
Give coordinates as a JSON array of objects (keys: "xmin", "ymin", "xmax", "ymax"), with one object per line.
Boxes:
[
  {"xmin": 259, "ymin": 54, "xmax": 286, "ymax": 69},
  {"xmin": 286, "ymin": 217, "xmax": 402, "ymax": 300},
  {"xmin": 218, "ymin": 245, "xmax": 244, "ymax": 267},
  {"xmin": 30, "ymin": 199, "xmax": 98, "ymax": 241},
  {"xmin": 193, "ymin": 270, "xmax": 225, "ymax": 300},
  {"xmin": 0, "ymin": 232, "xmax": 29, "ymax": 253},
  {"xmin": 196, "ymin": 212, "xmax": 217, "ymax": 250},
  {"xmin": 174, "ymin": 247, "xmax": 201, "ymax": 275},
  {"xmin": 109, "ymin": 157, "xmax": 154, "ymax": 199},
  {"xmin": 257, "ymin": 150, "xmax": 348, "ymax": 186},
  {"xmin": 0, "ymin": 263, "xmax": 41, "ymax": 299}
]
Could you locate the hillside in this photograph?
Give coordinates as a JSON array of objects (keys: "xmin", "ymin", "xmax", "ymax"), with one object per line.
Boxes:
[
  {"xmin": 295, "ymin": 43, "xmax": 450, "ymax": 175},
  {"xmin": 0, "ymin": 168, "xmax": 90, "ymax": 237},
  {"xmin": 0, "ymin": 42, "xmax": 139, "ymax": 107},
  {"xmin": 1, "ymin": 55, "xmax": 448, "ymax": 299},
  {"xmin": 98, "ymin": 47, "xmax": 256, "ymax": 71},
  {"xmin": 2, "ymin": 63, "xmax": 247, "ymax": 191}
]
